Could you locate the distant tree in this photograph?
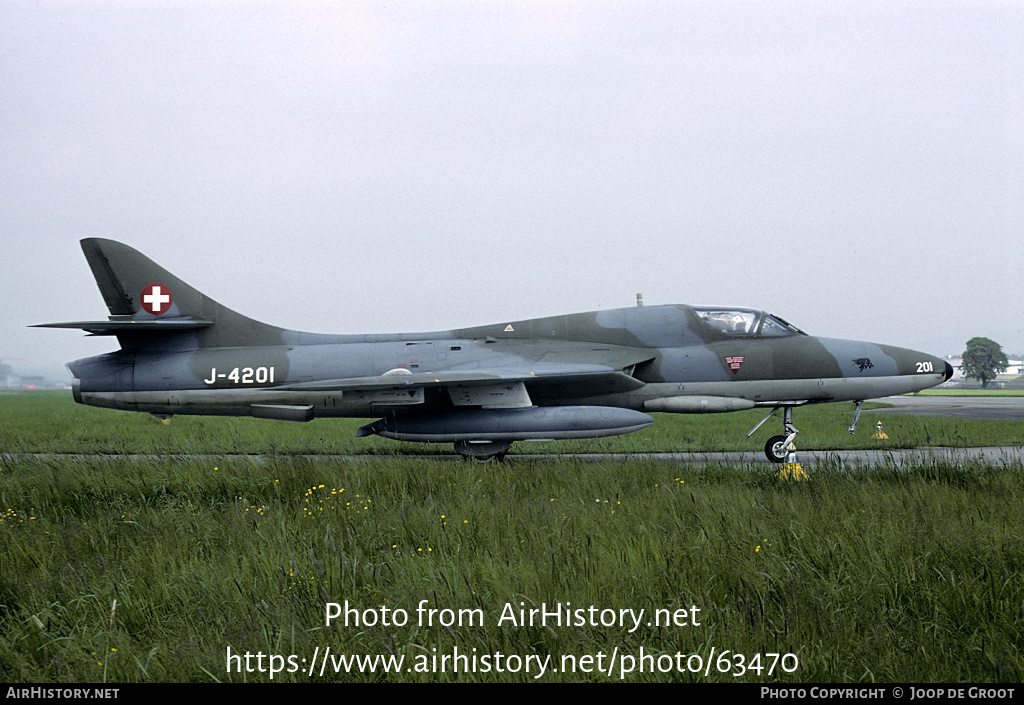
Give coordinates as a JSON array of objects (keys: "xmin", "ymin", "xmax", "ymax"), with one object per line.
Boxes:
[{"xmin": 960, "ymin": 337, "xmax": 1009, "ymax": 387}]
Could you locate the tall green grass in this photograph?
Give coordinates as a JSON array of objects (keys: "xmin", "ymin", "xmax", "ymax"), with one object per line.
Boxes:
[
  {"xmin": 2, "ymin": 392, "xmax": 1022, "ymax": 682},
  {"xmin": 1, "ymin": 454, "xmax": 1022, "ymax": 682}
]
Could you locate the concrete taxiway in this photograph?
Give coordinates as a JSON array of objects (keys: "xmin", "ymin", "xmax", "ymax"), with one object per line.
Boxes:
[{"xmin": 871, "ymin": 395, "xmax": 1024, "ymax": 420}]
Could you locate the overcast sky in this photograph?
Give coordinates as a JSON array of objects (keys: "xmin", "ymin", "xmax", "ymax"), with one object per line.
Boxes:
[{"xmin": 3, "ymin": 1, "xmax": 1022, "ymax": 379}]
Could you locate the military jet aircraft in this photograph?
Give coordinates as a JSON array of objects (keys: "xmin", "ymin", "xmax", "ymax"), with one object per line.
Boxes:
[{"xmin": 36, "ymin": 239, "xmax": 953, "ymax": 461}]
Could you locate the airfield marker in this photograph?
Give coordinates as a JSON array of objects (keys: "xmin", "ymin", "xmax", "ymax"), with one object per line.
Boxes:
[{"xmin": 779, "ymin": 444, "xmax": 808, "ymax": 481}]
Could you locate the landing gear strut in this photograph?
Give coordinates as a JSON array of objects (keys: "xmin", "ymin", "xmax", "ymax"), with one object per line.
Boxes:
[
  {"xmin": 454, "ymin": 440, "xmax": 512, "ymax": 462},
  {"xmin": 748, "ymin": 406, "xmax": 799, "ymax": 463},
  {"xmin": 848, "ymin": 400, "xmax": 864, "ymax": 435}
]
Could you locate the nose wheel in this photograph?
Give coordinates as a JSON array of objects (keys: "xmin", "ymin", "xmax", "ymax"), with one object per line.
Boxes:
[
  {"xmin": 748, "ymin": 406, "xmax": 800, "ymax": 463},
  {"xmin": 765, "ymin": 435, "xmax": 790, "ymax": 463}
]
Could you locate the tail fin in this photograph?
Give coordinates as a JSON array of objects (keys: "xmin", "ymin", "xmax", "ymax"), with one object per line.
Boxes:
[
  {"xmin": 35, "ymin": 239, "xmax": 286, "ymax": 348},
  {"xmin": 82, "ymin": 238, "xmax": 208, "ymax": 319}
]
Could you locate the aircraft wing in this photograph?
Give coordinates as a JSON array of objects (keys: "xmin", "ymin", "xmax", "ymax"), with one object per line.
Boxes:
[{"xmin": 278, "ymin": 362, "xmax": 648, "ymax": 395}]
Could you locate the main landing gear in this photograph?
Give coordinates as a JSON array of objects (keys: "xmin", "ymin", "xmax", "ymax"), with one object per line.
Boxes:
[{"xmin": 454, "ymin": 440, "xmax": 512, "ymax": 462}]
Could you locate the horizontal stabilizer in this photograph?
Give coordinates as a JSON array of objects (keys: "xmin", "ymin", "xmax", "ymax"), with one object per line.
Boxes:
[{"xmin": 33, "ymin": 317, "xmax": 214, "ymax": 336}]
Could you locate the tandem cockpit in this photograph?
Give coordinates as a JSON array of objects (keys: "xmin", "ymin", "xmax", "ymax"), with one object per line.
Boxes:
[{"xmin": 691, "ymin": 307, "xmax": 806, "ymax": 339}]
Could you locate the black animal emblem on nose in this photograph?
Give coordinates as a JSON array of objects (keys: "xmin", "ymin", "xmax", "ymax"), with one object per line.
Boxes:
[{"xmin": 853, "ymin": 358, "xmax": 873, "ymax": 372}]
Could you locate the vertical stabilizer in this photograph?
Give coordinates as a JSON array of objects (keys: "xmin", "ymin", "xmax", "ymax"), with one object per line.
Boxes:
[{"xmin": 77, "ymin": 238, "xmax": 287, "ymax": 348}]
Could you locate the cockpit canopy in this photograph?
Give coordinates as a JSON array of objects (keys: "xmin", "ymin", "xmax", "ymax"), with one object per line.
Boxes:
[{"xmin": 692, "ymin": 307, "xmax": 805, "ymax": 338}]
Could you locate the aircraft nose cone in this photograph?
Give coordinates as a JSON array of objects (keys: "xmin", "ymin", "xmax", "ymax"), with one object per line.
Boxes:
[{"xmin": 944, "ymin": 361, "xmax": 954, "ymax": 382}]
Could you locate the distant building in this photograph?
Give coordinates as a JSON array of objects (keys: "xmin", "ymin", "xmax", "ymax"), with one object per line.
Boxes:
[
  {"xmin": 20, "ymin": 375, "xmax": 44, "ymax": 389},
  {"xmin": 945, "ymin": 356, "xmax": 1023, "ymax": 385}
]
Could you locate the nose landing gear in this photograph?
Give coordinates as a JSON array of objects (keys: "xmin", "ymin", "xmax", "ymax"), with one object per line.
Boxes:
[
  {"xmin": 748, "ymin": 406, "xmax": 800, "ymax": 463},
  {"xmin": 750, "ymin": 400, "xmax": 868, "ymax": 463}
]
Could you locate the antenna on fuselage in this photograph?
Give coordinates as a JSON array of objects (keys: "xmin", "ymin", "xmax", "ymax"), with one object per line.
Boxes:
[{"xmin": 636, "ymin": 293, "xmax": 643, "ymax": 307}]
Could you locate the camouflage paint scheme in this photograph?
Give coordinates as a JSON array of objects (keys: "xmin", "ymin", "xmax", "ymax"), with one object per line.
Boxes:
[{"xmin": 37, "ymin": 239, "xmax": 953, "ymax": 461}]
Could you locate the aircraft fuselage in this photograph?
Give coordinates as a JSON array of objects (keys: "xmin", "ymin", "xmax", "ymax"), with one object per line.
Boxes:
[
  {"xmin": 41, "ymin": 240, "xmax": 952, "ymax": 461},
  {"xmin": 69, "ymin": 306, "xmax": 949, "ymax": 418}
]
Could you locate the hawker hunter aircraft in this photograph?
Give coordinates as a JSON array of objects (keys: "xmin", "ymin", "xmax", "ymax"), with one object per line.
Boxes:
[{"xmin": 37, "ymin": 239, "xmax": 952, "ymax": 461}]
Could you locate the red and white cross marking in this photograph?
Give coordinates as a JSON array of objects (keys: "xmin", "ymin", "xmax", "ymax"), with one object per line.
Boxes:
[{"xmin": 141, "ymin": 283, "xmax": 173, "ymax": 315}]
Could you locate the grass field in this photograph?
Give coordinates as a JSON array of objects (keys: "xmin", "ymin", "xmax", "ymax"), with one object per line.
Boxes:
[{"xmin": 1, "ymin": 392, "xmax": 1023, "ymax": 683}]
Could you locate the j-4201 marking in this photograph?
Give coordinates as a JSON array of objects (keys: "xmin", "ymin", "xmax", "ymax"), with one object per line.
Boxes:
[{"xmin": 203, "ymin": 367, "xmax": 276, "ymax": 385}]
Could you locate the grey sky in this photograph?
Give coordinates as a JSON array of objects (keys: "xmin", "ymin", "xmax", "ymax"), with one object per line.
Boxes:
[{"xmin": 3, "ymin": 1, "xmax": 1022, "ymax": 379}]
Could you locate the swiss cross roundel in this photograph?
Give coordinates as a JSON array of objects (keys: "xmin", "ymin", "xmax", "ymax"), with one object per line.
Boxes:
[{"xmin": 140, "ymin": 283, "xmax": 173, "ymax": 315}]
